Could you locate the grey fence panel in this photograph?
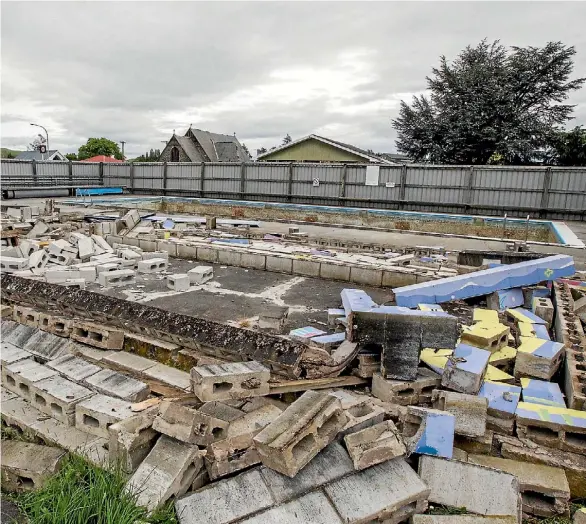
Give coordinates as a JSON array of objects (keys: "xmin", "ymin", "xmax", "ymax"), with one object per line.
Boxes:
[
  {"xmin": 71, "ymin": 162, "xmax": 99, "ymax": 178},
  {"xmin": 205, "ymin": 177, "xmax": 239, "ymax": 193},
  {"xmin": 548, "ymin": 168, "xmax": 586, "ymax": 211},
  {"xmin": 1, "ymin": 161, "xmax": 34, "ymax": 176},
  {"xmin": 167, "ymin": 163, "xmax": 201, "ymax": 179},
  {"xmin": 294, "ymin": 164, "xmax": 344, "ymax": 184},
  {"xmin": 206, "ymin": 163, "xmax": 240, "ymax": 180},
  {"xmin": 36, "ymin": 161, "xmax": 69, "ymax": 178},
  {"xmin": 472, "ymin": 167, "xmax": 543, "ymax": 209},
  {"xmin": 245, "ymin": 163, "xmax": 289, "ymax": 181},
  {"xmin": 407, "ymin": 165, "xmax": 469, "ymax": 188},
  {"xmin": 134, "ymin": 164, "xmax": 164, "ymax": 190},
  {"xmin": 103, "ymin": 164, "xmax": 130, "ymax": 186}
]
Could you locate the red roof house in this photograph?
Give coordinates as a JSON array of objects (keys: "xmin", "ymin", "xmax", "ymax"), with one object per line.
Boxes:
[{"xmin": 81, "ymin": 155, "xmax": 123, "ymax": 163}]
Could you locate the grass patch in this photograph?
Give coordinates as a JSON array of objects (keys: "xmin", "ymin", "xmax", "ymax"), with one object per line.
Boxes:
[{"xmin": 11, "ymin": 454, "xmax": 177, "ymax": 524}]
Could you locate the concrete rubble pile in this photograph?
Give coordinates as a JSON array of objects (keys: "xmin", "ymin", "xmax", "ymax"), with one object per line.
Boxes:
[{"xmin": 1, "ymin": 204, "xmax": 586, "ymax": 523}]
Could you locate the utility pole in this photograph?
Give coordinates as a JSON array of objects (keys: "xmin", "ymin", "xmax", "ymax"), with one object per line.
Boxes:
[
  {"xmin": 120, "ymin": 141, "xmax": 126, "ymax": 160},
  {"xmin": 30, "ymin": 123, "xmax": 49, "ymax": 160}
]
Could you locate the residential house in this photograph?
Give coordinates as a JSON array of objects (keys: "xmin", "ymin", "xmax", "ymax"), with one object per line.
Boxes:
[
  {"xmin": 81, "ymin": 155, "xmax": 124, "ymax": 163},
  {"xmin": 15, "ymin": 150, "xmax": 66, "ymax": 161},
  {"xmin": 159, "ymin": 127, "xmax": 250, "ymax": 163}
]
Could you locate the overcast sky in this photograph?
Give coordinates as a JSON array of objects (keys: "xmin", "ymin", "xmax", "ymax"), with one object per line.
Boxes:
[{"xmin": 2, "ymin": 2, "xmax": 585, "ymax": 159}]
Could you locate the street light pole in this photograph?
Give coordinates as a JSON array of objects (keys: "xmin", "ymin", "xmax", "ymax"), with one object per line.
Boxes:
[{"xmin": 30, "ymin": 123, "xmax": 49, "ymax": 159}]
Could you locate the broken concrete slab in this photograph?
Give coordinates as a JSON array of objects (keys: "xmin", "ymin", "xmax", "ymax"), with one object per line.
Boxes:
[
  {"xmin": 84, "ymin": 368, "xmax": 150, "ymax": 402},
  {"xmin": 441, "ymin": 344, "xmax": 491, "ymax": 394},
  {"xmin": 467, "ymin": 454, "xmax": 570, "ymax": 518},
  {"xmin": 75, "ymin": 394, "xmax": 134, "ymax": 438},
  {"xmin": 393, "ymin": 254, "xmax": 575, "ymax": 308},
  {"xmin": 432, "ymin": 390, "xmax": 488, "ymax": 438},
  {"xmin": 142, "ymin": 363, "xmax": 191, "ymax": 391},
  {"xmin": 419, "ymin": 456, "xmax": 522, "ymax": 520},
  {"xmin": 344, "ymin": 420, "xmax": 406, "ymax": 470},
  {"xmin": 191, "ymin": 361, "xmax": 270, "ymax": 402},
  {"xmin": 0, "ymin": 440, "xmax": 66, "ymax": 492},
  {"xmin": 402, "ymin": 406, "xmax": 455, "ymax": 459},
  {"xmin": 102, "ymin": 351, "xmax": 157, "ymax": 373},
  {"xmin": 253, "ymin": 390, "xmax": 347, "ymax": 477}
]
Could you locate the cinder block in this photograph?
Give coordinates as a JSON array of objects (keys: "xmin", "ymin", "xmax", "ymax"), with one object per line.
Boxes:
[
  {"xmin": 157, "ymin": 240, "xmax": 178, "ymax": 257},
  {"xmin": 78, "ymin": 266, "xmax": 97, "ymax": 283},
  {"xmin": 460, "ymin": 322, "xmax": 510, "ymax": 352},
  {"xmin": 344, "ymin": 420, "xmax": 406, "ymax": 470},
  {"xmin": 191, "ymin": 361, "xmax": 270, "ymax": 402},
  {"xmin": 46, "ymin": 354, "xmax": 101, "ymax": 382},
  {"xmin": 84, "ymin": 368, "xmax": 150, "ymax": 402},
  {"xmin": 137, "ymin": 257, "xmax": 168, "ymax": 273},
  {"xmin": 47, "ymin": 316, "xmax": 73, "ymax": 337},
  {"xmin": 187, "ymin": 265, "xmax": 213, "ymax": 284},
  {"xmin": 109, "ymin": 407, "xmax": 159, "ymax": 473},
  {"xmin": 12, "ymin": 305, "xmax": 39, "ymax": 327},
  {"xmin": 349, "ymin": 267, "xmax": 383, "ymax": 286},
  {"xmin": 47, "ymin": 251, "xmax": 75, "ymax": 266},
  {"xmin": 77, "ymin": 236, "xmax": 95, "ymax": 261},
  {"xmin": 176, "ymin": 243, "xmax": 198, "ymax": 259},
  {"xmin": 468, "ymin": 454, "xmax": 570, "ymax": 518},
  {"xmin": 2, "ymin": 359, "xmax": 58, "ymax": 401},
  {"xmin": 419, "ymin": 455, "xmax": 521, "ymax": 520},
  {"xmin": 324, "ymin": 458, "xmax": 430, "ymax": 523},
  {"xmin": 338, "ymin": 399, "xmax": 385, "ymax": 439},
  {"xmin": 126, "ymin": 435, "xmax": 203, "ymax": 512},
  {"xmin": 240, "ymin": 252, "xmax": 266, "ymax": 270},
  {"xmin": 98, "ymin": 268, "xmax": 136, "ymax": 287},
  {"xmin": 327, "ymin": 308, "xmax": 346, "ymax": 327},
  {"xmin": 75, "ymin": 394, "xmax": 134, "ymax": 438},
  {"xmin": 0, "ymin": 441, "xmax": 66, "ymax": 492},
  {"xmin": 153, "ymin": 399, "xmax": 242, "ymax": 445},
  {"xmin": 45, "ymin": 268, "xmax": 80, "ymax": 283},
  {"xmin": 121, "ymin": 209, "xmax": 141, "ymax": 230},
  {"xmin": 453, "ymin": 429, "xmax": 494, "ymax": 455},
  {"xmin": 514, "ymin": 337, "xmax": 564, "ymax": 380},
  {"xmin": 266, "ymin": 255, "xmax": 293, "ymax": 274},
  {"xmin": 441, "ymin": 344, "xmax": 491, "ymax": 394},
  {"xmin": 142, "ymin": 363, "xmax": 191, "ymax": 391},
  {"xmin": 71, "ymin": 320, "xmax": 124, "ymax": 350},
  {"xmin": 92, "ymin": 234, "xmax": 114, "ymax": 253},
  {"xmin": 28, "ymin": 250, "xmax": 48, "ymax": 270},
  {"xmin": 167, "ymin": 273, "xmax": 190, "ymax": 291},
  {"xmin": 478, "ymin": 380, "xmax": 521, "ymax": 426},
  {"xmin": 1, "ymin": 257, "xmax": 29, "ymax": 273},
  {"xmin": 532, "ymin": 296, "xmax": 554, "ymax": 327},
  {"xmin": 195, "ymin": 246, "xmax": 218, "ymax": 263},
  {"xmin": 96, "ymin": 262, "xmax": 119, "ymax": 274},
  {"xmin": 30, "ymin": 375, "xmax": 94, "ymax": 425},
  {"xmin": 0, "ymin": 343, "xmax": 31, "ymax": 368},
  {"xmin": 253, "ymin": 390, "xmax": 347, "ymax": 477},
  {"xmin": 292, "ymin": 259, "xmax": 320, "ymax": 277},
  {"xmin": 372, "ymin": 369, "xmax": 441, "ymax": 406},
  {"xmin": 402, "ymin": 406, "xmax": 455, "ymax": 458},
  {"xmin": 319, "ymin": 262, "xmax": 351, "ymax": 282},
  {"xmin": 432, "ymin": 390, "xmax": 488, "ymax": 437}
]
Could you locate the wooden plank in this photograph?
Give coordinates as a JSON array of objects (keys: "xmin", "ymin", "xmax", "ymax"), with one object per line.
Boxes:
[{"xmin": 269, "ymin": 375, "xmax": 367, "ymax": 395}]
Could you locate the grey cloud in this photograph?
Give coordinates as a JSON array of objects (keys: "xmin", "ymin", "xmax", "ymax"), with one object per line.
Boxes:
[{"xmin": 2, "ymin": 1, "xmax": 585, "ymax": 159}]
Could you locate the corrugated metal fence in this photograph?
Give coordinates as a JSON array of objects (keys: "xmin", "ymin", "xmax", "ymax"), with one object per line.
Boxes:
[{"xmin": 2, "ymin": 160, "xmax": 585, "ymax": 220}]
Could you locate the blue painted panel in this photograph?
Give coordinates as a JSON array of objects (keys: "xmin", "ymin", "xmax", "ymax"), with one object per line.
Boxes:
[
  {"xmin": 495, "ymin": 288, "xmax": 524, "ymax": 309},
  {"xmin": 75, "ymin": 187, "xmax": 123, "ymax": 196},
  {"xmin": 478, "ymin": 381, "xmax": 521, "ymax": 415},
  {"xmin": 289, "ymin": 326, "xmax": 326, "ymax": 339},
  {"xmin": 413, "ymin": 410, "xmax": 455, "ymax": 459},
  {"xmin": 341, "ymin": 289, "xmax": 377, "ymax": 316},
  {"xmin": 521, "ymin": 378, "xmax": 565, "ymax": 408},
  {"xmin": 450, "ymin": 344, "xmax": 491, "ymax": 374},
  {"xmin": 310, "ymin": 332, "xmax": 346, "ymax": 344}
]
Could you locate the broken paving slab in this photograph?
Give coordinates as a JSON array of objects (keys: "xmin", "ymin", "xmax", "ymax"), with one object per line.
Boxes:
[
  {"xmin": 393, "ymin": 254, "xmax": 575, "ymax": 307},
  {"xmin": 344, "ymin": 420, "xmax": 406, "ymax": 470},
  {"xmin": 419, "ymin": 455, "xmax": 521, "ymax": 520},
  {"xmin": 253, "ymin": 390, "xmax": 347, "ymax": 477},
  {"xmin": 467, "ymin": 454, "xmax": 570, "ymax": 518},
  {"xmin": 126, "ymin": 435, "xmax": 203, "ymax": 512},
  {"xmin": 1, "ymin": 440, "xmax": 66, "ymax": 492},
  {"xmin": 403, "ymin": 406, "xmax": 455, "ymax": 459},
  {"xmin": 441, "ymin": 344, "xmax": 491, "ymax": 394},
  {"xmin": 432, "ymin": 390, "xmax": 488, "ymax": 438},
  {"xmin": 520, "ymin": 377, "xmax": 565, "ymax": 408},
  {"xmin": 84, "ymin": 368, "xmax": 150, "ymax": 402},
  {"xmin": 289, "ymin": 326, "xmax": 327, "ymax": 343}
]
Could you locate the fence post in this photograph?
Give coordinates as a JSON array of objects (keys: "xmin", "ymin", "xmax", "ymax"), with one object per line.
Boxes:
[
  {"xmin": 287, "ymin": 163, "xmax": 294, "ymax": 202},
  {"xmin": 240, "ymin": 162, "xmax": 246, "ymax": 199},
  {"xmin": 540, "ymin": 166, "xmax": 552, "ymax": 218},
  {"xmin": 465, "ymin": 165, "xmax": 475, "ymax": 208},
  {"xmin": 31, "ymin": 159, "xmax": 38, "ymax": 185},
  {"xmin": 339, "ymin": 164, "xmax": 348, "ymax": 205},
  {"xmin": 129, "ymin": 162, "xmax": 135, "ymax": 194},
  {"xmin": 200, "ymin": 162, "xmax": 206, "ymax": 197},
  {"xmin": 99, "ymin": 162, "xmax": 104, "ymax": 186},
  {"xmin": 398, "ymin": 164, "xmax": 407, "ymax": 209},
  {"xmin": 163, "ymin": 162, "xmax": 168, "ymax": 195},
  {"xmin": 68, "ymin": 160, "xmax": 73, "ymax": 184}
]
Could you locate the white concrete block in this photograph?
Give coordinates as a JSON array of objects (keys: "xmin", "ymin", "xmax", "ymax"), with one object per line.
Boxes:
[
  {"xmin": 98, "ymin": 269, "xmax": 136, "ymax": 287},
  {"xmin": 1, "ymin": 257, "xmax": 29, "ymax": 273},
  {"xmin": 138, "ymin": 258, "xmax": 168, "ymax": 273},
  {"xmin": 188, "ymin": 265, "xmax": 213, "ymax": 284},
  {"xmin": 167, "ymin": 274, "xmax": 190, "ymax": 291}
]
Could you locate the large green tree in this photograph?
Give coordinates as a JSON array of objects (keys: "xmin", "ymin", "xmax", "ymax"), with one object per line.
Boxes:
[
  {"xmin": 549, "ymin": 126, "xmax": 586, "ymax": 166},
  {"xmin": 77, "ymin": 138, "xmax": 124, "ymax": 160},
  {"xmin": 393, "ymin": 40, "xmax": 585, "ymax": 164}
]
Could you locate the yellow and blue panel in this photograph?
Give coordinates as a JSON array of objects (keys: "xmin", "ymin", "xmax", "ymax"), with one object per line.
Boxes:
[
  {"xmin": 520, "ymin": 378, "xmax": 565, "ymax": 408},
  {"xmin": 485, "ymin": 365, "xmax": 514, "ymax": 384},
  {"xmin": 517, "ymin": 337, "xmax": 564, "ymax": 360},
  {"xmin": 515, "ymin": 402, "xmax": 586, "ymax": 429},
  {"xmin": 478, "ymin": 380, "xmax": 521, "ymax": 415},
  {"xmin": 420, "ymin": 348, "xmax": 453, "ymax": 375},
  {"xmin": 507, "ymin": 308, "xmax": 548, "ymax": 326},
  {"xmin": 472, "ymin": 309, "xmax": 499, "ymax": 324}
]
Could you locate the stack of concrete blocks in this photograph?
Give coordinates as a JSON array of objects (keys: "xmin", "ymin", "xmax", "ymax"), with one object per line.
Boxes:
[
  {"xmin": 477, "ymin": 380, "xmax": 521, "ymax": 435},
  {"xmin": 175, "ymin": 442, "xmax": 430, "ymax": 524},
  {"xmin": 2, "ymin": 359, "xmax": 59, "ymax": 402},
  {"xmin": 191, "ymin": 362, "xmax": 270, "ymax": 402},
  {"xmin": 75, "ymin": 394, "xmax": 134, "ymax": 439},
  {"xmin": 442, "ymin": 344, "xmax": 491, "ymax": 394},
  {"xmin": 0, "ymin": 256, "xmax": 29, "ymax": 273},
  {"xmin": 402, "ymin": 406, "xmax": 455, "ymax": 459},
  {"xmin": 253, "ymin": 390, "xmax": 348, "ymax": 477},
  {"xmin": 167, "ymin": 274, "xmax": 190, "ymax": 291},
  {"xmin": 188, "ymin": 265, "xmax": 213, "ymax": 284}
]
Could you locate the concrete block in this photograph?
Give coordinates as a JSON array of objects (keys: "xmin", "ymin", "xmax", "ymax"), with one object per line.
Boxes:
[
  {"xmin": 28, "ymin": 249, "xmax": 49, "ymax": 270},
  {"xmin": 137, "ymin": 257, "xmax": 168, "ymax": 273},
  {"xmin": 152, "ymin": 399, "xmax": 239, "ymax": 445},
  {"xmin": 507, "ymin": 306, "xmax": 548, "ymax": 326},
  {"xmin": 515, "ymin": 401, "xmax": 586, "ymax": 455},
  {"xmin": 90, "ymin": 253, "xmax": 118, "ymax": 264},
  {"xmin": 98, "ymin": 268, "xmax": 136, "ymax": 287},
  {"xmin": 3, "ymin": 323, "xmax": 37, "ymax": 348},
  {"xmin": 460, "ymin": 322, "xmax": 510, "ymax": 352},
  {"xmin": 118, "ymin": 248, "xmax": 142, "ymax": 262},
  {"xmin": 453, "ymin": 429, "xmax": 494, "ymax": 455},
  {"xmin": 71, "ymin": 320, "xmax": 124, "ymax": 350},
  {"xmin": 349, "ymin": 267, "xmax": 383, "ymax": 286},
  {"xmin": 468, "ymin": 454, "xmax": 570, "ymax": 518},
  {"xmin": 96, "ymin": 262, "xmax": 119, "ymax": 274},
  {"xmin": 142, "ymin": 363, "xmax": 191, "ymax": 390},
  {"xmin": 327, "ymin": 308, "xmax": 346, "ymax": 327},
  {"xmin": 75, "ymin": 394, "xmax": 134, "ymax": 438},
  {"xmin": 126, "ymin": 435, "xmax": 203, "ymax": 512},
  {"xmin": 1, "ymin": 256, "xmax": 29, "ymax": 273},
  {"xmin": 253, "ymin": 390, "xmax": 347, "ymax": 477},
  {"xmin": 394, "ymin": 254, "xmax": 575, "ymax": 308},
  {"xmin": 175, "ymin": 468, "xmax": 274, "ymax": 524},
  {"xmin": 92, "ymin": 234, "xmax": 114, "ymax": 253},
  {"xmin": 195, "ymin": 246, "xmax": 218, "ymax": 263},
  {"xmin": 12, "ymin": 305, "xmax": 39, "ymax": 327},
  {"xmin": 77, "ymin": 236, "xmax": 95, "ymax": 261},
  {"xmin": 344, "ymin": 420, "xmax": 406, "ymax": 470},
  {"xmin": 372, "ymin": 368, "xmax": 441, "ymax": 406},
  {"xmin": 309, "ymin": 332, "xmax": 345, "ymax": 350},
  {"xmin": 176, "ymin": 243, "xmax": 198, "ymax": 259},
  {"xmin": 514, "ymin": 337, "xmax": 564, "ymax": 380},
  {"xmin": 487, "ymin": 288, "xmax": 524, "ymax": 310},
  {"xmin": 240, "ymin": 252, "xmax": 266, "ymax": 270},
  {"xmin": 109, "ymin": 407, "xmax": 159, "ymax": 473},
  {"xmin": 157, "ymin": 240, "xmax": 178, "ymax": 257},
  {"xmin": 441, "ymin": 344, "xmax": 491, "ymax": 394},
  {"xmin": 46, "ymin": 354, "xmax": 101, "ymax": 382},
  {"xmin": 0, "ymin": 342, "xmax": 32, "ymax": 368},
  {"xmin": 2, "ymin": 359, "xmax": 59, "ymax": 401},
  {"xmin": 324, "ymin": 458, "xmax": 430, "ymax": 523},
  {"xmin": 78, "ymin": 267, "xmax": 96, "ymax": 286},
  {"xmin": 191, "ymin": 361, "xmax": 270, "ymax": 401},
  {"xmin": 121, "ymin": 209, "xmax": 141, "ymax": 230},
  {"xmin": 521, "ymin": 377, "xmax": 565, "ymax": 408},
  {"xmin": 47, "ymin": 251, "xmax": 75, "ymax": 266},
  {"xmin": 167, "ymin": 273, "xmax": 190, "ymax": 291},
  {"xmin": 30, "ymin": 375, "xmax": 94, "ymax": 425},
  {"xmin": 403, "ymin": 406, "xmax": 455, "ymax": 458},
  {"xmin": 258, "ymin": 305, "xmax": 289, "ymax": 332},
  {"xmin": 139, "ymin": 249, "xmax": 167, "ymax": 261},
  {"xmin": 61, "ymin": 278, "xmax": 86, "ymax": 289},
  {"xmin": 265, "ymin": 255, "xmax": 293, "ymax": 274},
  {"xmin": 47, "ymin": 316, "xmax": 73, "ymax": 337},
  {"xmin": 432, "ymin": 390, "xmax": 488, "ymax": 437},
  {"xmin": 1, "ymin": 441, "xmax": 66, "ymax": 492},
  {"xmin": 103, "ymin": 351, "xmax": 156, "ymax": 373},
  {"xmin": 419, "ymin": 456, "xmax": 521, "ymax": 520},
  {"xmin": 340, "ymin": 288, "xmax": 377, "ymax": 316},
  {"xmin": 532, "ymin": 296, "xmax": 554, "ymax": 326},
  {"xmin": 337, "ymin": 398, "xmax": 385, "ymax": 439},
  {"xmin": 292, "ymin": 258, "xmax": 320, "ymax": 277},
  {"xmin": 45, "ymin": 268, "xmax": 80, "ymax": 283},
  {"xmin": 187, "ymin": 265, "xmax": 213, "ymax": 284},
  {"xmin": 26, "ymin": 220, "xmax": 49, "ymax": 238},
  {"xmin": 84, "ymin": 368, "xmax": 150, "ymax": 402}
]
